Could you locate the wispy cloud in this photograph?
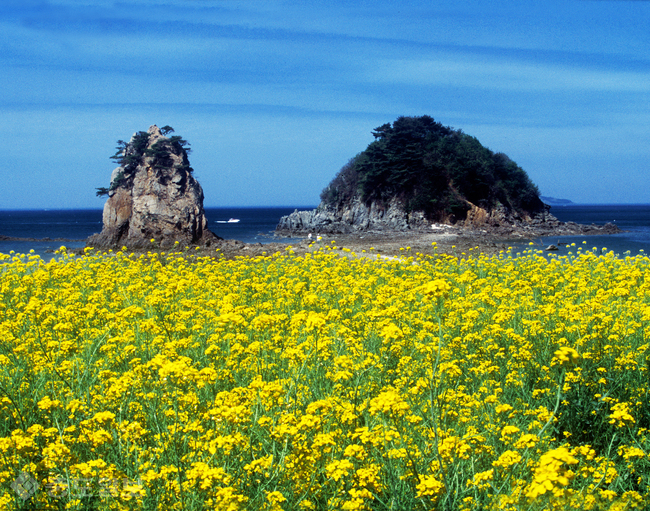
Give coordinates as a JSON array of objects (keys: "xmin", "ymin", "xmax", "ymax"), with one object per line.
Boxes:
[
  {"xmin": 1, "ymin": 0, "xmax": 650, "ymax": 206},
  {"xmin": 368, "ymin": 55, "xmax": 650, "ymax": 93}
]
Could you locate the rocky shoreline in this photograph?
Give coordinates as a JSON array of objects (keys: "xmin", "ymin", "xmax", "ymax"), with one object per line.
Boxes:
[
  {"xmin": 273, "ymin": 204, "xmax": 622, "ymax": 257},
  {"xmin": 0, "ymin": 235, "xmax": 85, "ymax": 243},
  {"xmin": 272, "ymin": 220, "xmax": 621, "ymax": 259},
  {"xmin": 200, "ymin": 219, "xmax": 622, "ymax": 259},
  {"xmin": 3, "ymin": 220, "xmax": 622, "ymax": 260}
]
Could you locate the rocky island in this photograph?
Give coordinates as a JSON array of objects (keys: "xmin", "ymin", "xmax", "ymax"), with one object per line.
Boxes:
[
  {"xmin": 276, "ymin": 116, "xmax": 619, "ymax": 244},
  {"xmin": 88, "ymin": 125, "xmax": 220, "ymax": 249},
  {"xmin": 0, "ymin": 120, "xmax": 622, "ymax": 261},
  {"xmin": 83, "ymin": 119, "xmax": 619, "ymax": 260}
]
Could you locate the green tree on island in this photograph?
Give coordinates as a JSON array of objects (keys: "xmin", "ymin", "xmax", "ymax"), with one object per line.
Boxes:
[
  {"xmin": 97, "ymin": 126, "xmax": 193, "ymax": 197},
  {"xmin": 321, "ymin": 115, "xmax": 543, "ymax": 221}
]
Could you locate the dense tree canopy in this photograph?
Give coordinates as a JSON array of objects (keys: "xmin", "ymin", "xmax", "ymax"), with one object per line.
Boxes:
[
  {"xmin": 321, "ymin": 115, "xmax": 544, "ymax": 221},
  {"xmin": 97, "ymin": 127, "xmax": 193, "ymax": 198}
]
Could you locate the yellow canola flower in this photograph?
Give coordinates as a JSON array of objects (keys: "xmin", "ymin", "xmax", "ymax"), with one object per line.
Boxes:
[
  {"xmin": 343, "ymin": 444, "xmax": 367, "ymax": 460},
  {"xmin": 326, "ymin": 459, "xmax": 355, "ymax": 482},
  {"xmin": 368, "ymin": 388, "xmax": 410, "ymax": 416},
  {"xmin": 526, "ymin": 447, "xmax": 579, "ymax": 499},
  {"xmin": 492, "ymin": 449, "xmax": 522, "ymax": 468},
  {"xmin": 1, "ymin": 246, "xmax": 650, "ymax": 509},
  {"xmin": 265, "ymin": 490, "xmax": 287, "ymax": 511},
  {"xmin": 617, "ymin": 445, "xmax": 645, "ymax": 460},
  {"xmin": 467, "ymin": 469, "xmax": 494, "ymax": 489},
  {"xmin": 554, "ymin": 346, "xmax": 581, "ymax": 366},
  {"xmin": 495, "ymin": 403, "xmax": 514, "ymax": 414},
  {"xmin": 417, "ymin": 278, "xmax": 451, "ymax": 298},
  {"xmin": 514, "ymin": 433, "xmax": 539, "ymax": 450},
  {"xmin": 415, "ymin": 474, "xmax": 444, "ymax": 498},
  {"xmin": 244, "ymin": 455, "xmax": 273, "ymax": 475},
  {"xmin": 609, "ymin": 402, "xmax": 636, "ymax": 428},
  {"xmin": 37, "ymin": 395, "xmax": 61, "ymax": 411},
  {"xmin": 500, "ymin": 425, "xmax": 520, "ymax": 437}
]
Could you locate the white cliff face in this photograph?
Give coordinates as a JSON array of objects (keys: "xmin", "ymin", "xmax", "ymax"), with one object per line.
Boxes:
[{"xmin": 89, "ymin": 125, "xmax": 217, "ymax": 249}]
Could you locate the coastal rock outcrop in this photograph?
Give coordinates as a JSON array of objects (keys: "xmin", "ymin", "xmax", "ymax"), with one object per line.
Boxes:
[
  {"xmin": 277, "ymin": 115, "xmax": 557, "ymax": 235},
  {"xmin": 276, "ymin": 115, "xmax": 618, "ymax": 239},
  {"xmin": 88, "ymin": 125, "xmax": 219, "ymax": 249},
  {"xmin": 277, "ymin": 198, "xmax": 558, "ymax": 234},
  {"xmin": 277, "ymin": 197, "xmax": 621, "ymax": 238},
  {"xmin": 278, "ymin": 198, "xmax": 426, "ymax": 234},
  {"xmin": 276, "ymin": 115, "xmax": 624, "ymax": 238}
]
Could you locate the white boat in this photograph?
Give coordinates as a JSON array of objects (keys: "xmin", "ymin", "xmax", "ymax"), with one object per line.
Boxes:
[{"xmin": 227, "ymin": 218, "xmax": 240, "ymax": 223}]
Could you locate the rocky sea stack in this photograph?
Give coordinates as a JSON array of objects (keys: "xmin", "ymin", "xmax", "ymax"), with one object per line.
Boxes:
[
  {"xmin": 88, "ymin": 125, "xmax": 219, "ymax": 249},
  {"xmin": 277, "ymin": 116, "xmax": 556, "ymax": 234}
]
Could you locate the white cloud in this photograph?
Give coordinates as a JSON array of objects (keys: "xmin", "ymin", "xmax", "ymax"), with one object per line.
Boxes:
[
  {"xmin": 463, "ymin": 122, "xmax": 650, "ymax": 159},
  {"xmin": 369, "ymin": 56, "xmax": 650, "ymax": 93}
]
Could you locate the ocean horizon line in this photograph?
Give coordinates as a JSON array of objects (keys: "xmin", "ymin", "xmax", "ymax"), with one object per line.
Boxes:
[
  {"xmin": 3, "ymin": 202, "xmax": 650, "ymax": 213},
  {"xmin": 0, "ymin": 205, "xmax": 320, "ymax": 213}
]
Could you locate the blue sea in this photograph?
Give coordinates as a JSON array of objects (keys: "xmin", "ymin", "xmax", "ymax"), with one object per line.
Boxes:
[
  {"xmin": 0, "ymin": 207, "xmax": 313, "ymax": 260},
  {"xmin": 0, "ymin": 204, "xmax": 649, "ymax": 260},
  {"xmin": 515, "ymin": 204, "xmax": 650, "ymax": 257}
]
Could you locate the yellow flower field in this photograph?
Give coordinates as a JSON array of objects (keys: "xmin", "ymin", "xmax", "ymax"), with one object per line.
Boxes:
[{"xmin": 1, "ymin": 243, "xmax": 649, "ymax": 510}]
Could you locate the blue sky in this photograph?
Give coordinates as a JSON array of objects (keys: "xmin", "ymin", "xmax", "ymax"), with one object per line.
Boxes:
[{"xmin": 1, "ymin": 0, "xmax": 649, "ymax": 209}]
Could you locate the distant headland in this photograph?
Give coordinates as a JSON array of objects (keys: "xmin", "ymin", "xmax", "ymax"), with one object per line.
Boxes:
[{"xmin": 541, "ymin": 196, "xmax": 576, "ymax": 206}]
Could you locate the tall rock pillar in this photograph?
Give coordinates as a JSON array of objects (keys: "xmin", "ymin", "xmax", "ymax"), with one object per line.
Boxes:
[{"xmin": 88, "ymin": 125, "xmax": 219, "ymax": 249}]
